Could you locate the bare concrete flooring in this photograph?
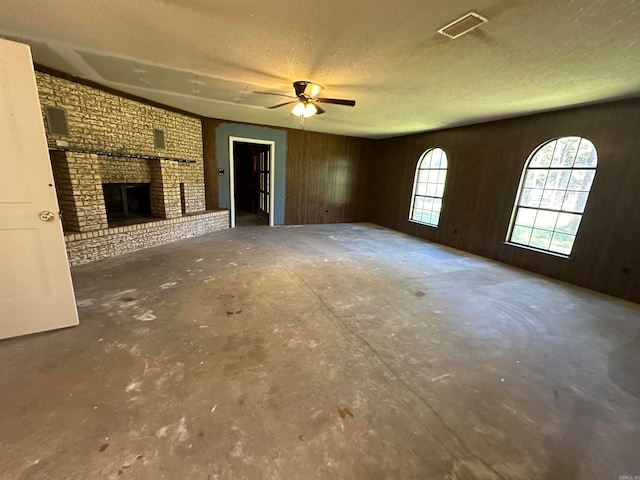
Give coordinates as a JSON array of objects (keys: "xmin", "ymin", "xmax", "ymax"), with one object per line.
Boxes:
[{"xmin": 1, "ymin": 223, "xmax": 639, "ymax": 480}]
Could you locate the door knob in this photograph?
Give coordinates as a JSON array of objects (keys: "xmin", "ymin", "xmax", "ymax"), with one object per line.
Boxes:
[{"xmin": 39, "ymin": 211, "xmax": 55, "ymax": 222}]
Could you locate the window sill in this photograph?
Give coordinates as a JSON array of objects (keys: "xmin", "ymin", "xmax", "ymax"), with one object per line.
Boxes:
[
  {"xmin": 503, "ymin": 241, "xmax": 571, "ymax": 259},
  {"xmin": 408, "ymin": 219, "xmax": 438, "ymax": 228}
]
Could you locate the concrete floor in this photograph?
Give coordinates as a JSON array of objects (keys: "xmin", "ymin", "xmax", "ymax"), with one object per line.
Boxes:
[{"xmin": 1, "ymin": 223, "xmax": 639, "ymax": 480}]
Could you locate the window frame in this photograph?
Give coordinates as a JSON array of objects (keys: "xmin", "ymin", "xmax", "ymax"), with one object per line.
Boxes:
[
  {"xmin": 506, "ymin": 136, "xmax": 597, "ymax": 257},
  {"xmin": 408, "ymin": 147, "xmax": 448, "ymax": 227}
]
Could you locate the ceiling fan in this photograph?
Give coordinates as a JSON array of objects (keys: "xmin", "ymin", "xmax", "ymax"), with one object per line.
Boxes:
[{"xmin": 256, "ymin": 81, "xmax": 356, "ymax": 118}]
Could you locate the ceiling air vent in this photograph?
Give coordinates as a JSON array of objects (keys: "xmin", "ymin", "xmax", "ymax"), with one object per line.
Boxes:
[
  {"xmin": 437, "ymin": 12, "xmax": 488, "ymax": 39},
  {"xmin": 44, "ymin": 105, "xmax": 69, "ymax": 136},
  {"xmin": 153, "ymin": 128, "xmax": 165, "ymax": 149}
]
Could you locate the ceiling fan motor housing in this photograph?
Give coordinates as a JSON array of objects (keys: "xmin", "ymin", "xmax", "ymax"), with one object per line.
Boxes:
[{"xmin": 293, "ymin": 80, "xmax": 316, "ymax": 98}]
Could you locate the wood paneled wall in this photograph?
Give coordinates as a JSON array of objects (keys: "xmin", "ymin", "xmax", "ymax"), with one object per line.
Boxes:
[
  {"xmin": 201, "ymin": 119, "xmax": 373, "ymax": 223},
  {"xmin": 367, "ymin": 98, "xmax": 640, "ymax": 304},
  {"xmin": 285, "ymin": 129, "xmax": 373, "ymax": 224},
  {"xmin": 50, "ymin": 67, "xmax": 639, "ymax": 302}
]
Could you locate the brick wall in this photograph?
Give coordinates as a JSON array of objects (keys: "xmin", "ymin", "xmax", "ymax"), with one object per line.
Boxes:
[
  {"xmin": 64, "ymin": 152, "xmax": 109, "ymax": 231},
  {"xmin": 99, "ymin": 157, "xmax": 151, "ymax": 183},
  {"xmin": 36, "ymin": 72, "xmax": 203, "ymax": 160},
  {"xmin": 34, "ymin": 71, "xmax": 228, "ymax": 264},
  {"xmin": 36, "ymin": 71, "xmax": 206, "ymax": 223},
  {"xmin": 65, "ymin": 211, "xmax": 229, "ymax": 265},
  {"xmin": 50, "ymin": 150, "xmax": 81, "ymax": 231}
]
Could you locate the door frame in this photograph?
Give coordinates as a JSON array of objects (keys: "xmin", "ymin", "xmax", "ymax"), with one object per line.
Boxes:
[{"xmin": 228, "ymin": 136, "xmax": 275, "ymax": 228}]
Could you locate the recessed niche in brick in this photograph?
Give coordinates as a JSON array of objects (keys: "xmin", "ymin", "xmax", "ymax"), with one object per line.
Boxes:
[
  {"xmin": 153, "ymin": 128, "xmax": 165, "ymax": 149},
  {"xmin": 180, "ymin": 183, "xmax": 187, "ymax": 214},
  {"xmin": 44, "ymin": 105, "xmax": 69, "ymax": 136}
]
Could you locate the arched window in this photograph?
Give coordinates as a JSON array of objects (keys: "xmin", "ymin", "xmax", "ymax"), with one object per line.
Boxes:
[
  {"xmin": 508, "ymin": 136, "xmax": 597, "ymax": 256},
  {"xmin": 409, "ymin": 148, "xmax": 448, "ymax": 226}
]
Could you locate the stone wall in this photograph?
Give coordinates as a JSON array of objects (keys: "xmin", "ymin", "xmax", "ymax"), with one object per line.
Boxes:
[
  {"xmin": 36, "ymin": 72, "xmax": 203, "ymax": 160},
  {"xmin": 64, "ymin": 152, "xmax": 109, "ymax": 231},
  {"xmin": 50, "ymin": 150, "xmax": 81, "ymax": 231},
  {"xmin": 64, "ymin": 211, "xmax": 228, "ymax": 265},
  {"xmin": 36, "ymin": 71, "xmax": 206, "ymax": 226},
  {"xmin": 99, "ymin": 157, "xmax": 151, "ymax": 183},
  {"xmin": 34, "ymin": 71, "xmax": 229, "ymax": 264}
]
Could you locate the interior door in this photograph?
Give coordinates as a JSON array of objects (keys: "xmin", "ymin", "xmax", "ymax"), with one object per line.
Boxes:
[
  {"xmin": 257, "ymin": 149, "xmax": 270, "ymax": 219},
  {"xmin": 0, "ymin": 39, "xmax": 79, "ymax": 340}
]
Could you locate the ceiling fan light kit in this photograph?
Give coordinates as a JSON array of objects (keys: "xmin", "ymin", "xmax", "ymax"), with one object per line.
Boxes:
[
  {"xmin": 258, "ymin": 80, "xmax": 356, "ymax": 126},
  {"xmin": 291, "ymin": 101, "xmax": 318, "ymax": 118}
]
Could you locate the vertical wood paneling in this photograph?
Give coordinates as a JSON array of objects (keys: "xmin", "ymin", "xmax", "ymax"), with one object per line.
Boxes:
[
  {"xmin": 202, "ymin": 119, "xmax": 374, "ymax": 224},
  {"xmin": 285, "ymin": 129, "xmax": 373, "ymax": 225},
  {"xmin": 368, "ymin": 98, "xmax": 640, "ymax": 304}
]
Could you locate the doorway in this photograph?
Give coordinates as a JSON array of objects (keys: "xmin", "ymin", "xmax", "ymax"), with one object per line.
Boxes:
[{"xmin": 229, "ymin": 137, "xmax": 275, "ymax": 227}]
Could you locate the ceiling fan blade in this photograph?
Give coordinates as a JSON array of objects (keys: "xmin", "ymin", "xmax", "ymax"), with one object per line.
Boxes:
[
  {"xmin": 315, "ymin": 104, "xmax": 325, "ymax": 115},
  {"xmin": 267, "ymin": 100, "xmax": 296, "ymax": 109},
  {"xmin": 315, "ymin": 97, "xmax": 356, "ymax": 107},
  {"xmin": 254, "ymin": 91, "xmax": 294, "ymax": 98}
]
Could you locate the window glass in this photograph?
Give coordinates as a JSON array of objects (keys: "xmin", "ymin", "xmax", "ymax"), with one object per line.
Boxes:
[
  {"xmin": 507, "ymin": 137, "xmax": 597, "ymax": 256},
  {"xmin": 409, "ymin": 148, "xmax": 448, "ymax": 227}
]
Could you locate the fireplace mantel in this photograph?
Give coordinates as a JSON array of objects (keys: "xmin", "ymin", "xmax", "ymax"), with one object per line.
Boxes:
[{"xmin": 49, "ymin": 146, "xmax": 197, "ymax": 163}]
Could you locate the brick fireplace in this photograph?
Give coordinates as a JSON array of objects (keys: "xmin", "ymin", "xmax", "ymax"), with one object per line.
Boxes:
[
  {"xmin": 103, "ymin": 183, "xmax": 152, "ymax": 226},
  {"xmin": 37, "ymin": 72, "xmax": 228, "ymax": 265}
]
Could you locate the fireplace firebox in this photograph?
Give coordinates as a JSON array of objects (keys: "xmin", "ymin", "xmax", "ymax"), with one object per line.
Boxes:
[{"xmin": 103, "ymin": 183, "xmax": 152, "ymax": 227}]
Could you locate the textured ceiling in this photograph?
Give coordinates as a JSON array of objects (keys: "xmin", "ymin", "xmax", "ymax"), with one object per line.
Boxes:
[{"xmin": 1, "ymin": 0, "xmax": 639, "ymax": 138}]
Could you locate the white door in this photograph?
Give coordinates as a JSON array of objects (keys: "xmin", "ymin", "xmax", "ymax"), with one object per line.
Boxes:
[{"xmin": 0, "ymin": 39, "xmax": 78, "ymax": 340}]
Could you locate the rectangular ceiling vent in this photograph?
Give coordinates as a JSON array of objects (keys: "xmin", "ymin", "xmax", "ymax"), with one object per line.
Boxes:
[
  {"xmin": 44, "ymin": 105, "xmax": 69, "ymax": 136},
  {"xmin": 437, "ymin": 12, "xmax": 488, "ymax": 39},
  {"xmin": 153, "ymin": 128, "xmax": 165, "ymax": 149}
]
